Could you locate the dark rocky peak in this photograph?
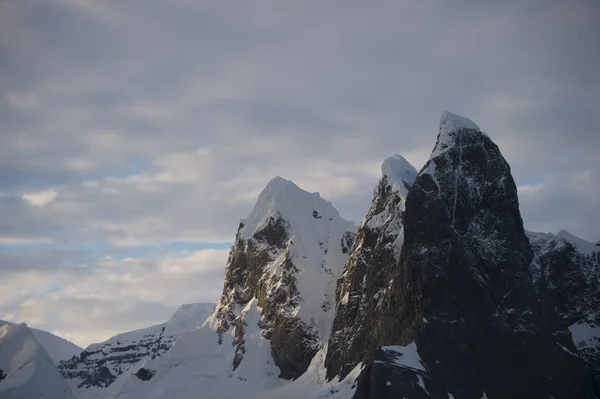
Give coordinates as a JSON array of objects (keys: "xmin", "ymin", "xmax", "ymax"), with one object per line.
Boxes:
[
  {"xmin": 208, "ymin": 176, "xmax": 356, "ymax": 379},
  {"xmin": 326, "ymin": 154, "xmax": 417, "ymax": 380},
  {"xmin": 327, "ymin": 111, "xmax": 595, "ymax": 398}
]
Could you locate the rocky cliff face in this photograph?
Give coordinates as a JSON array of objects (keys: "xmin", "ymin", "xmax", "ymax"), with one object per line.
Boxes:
[
  {"xmin": 327, "ymin": 111, "xmax": 595, "ymax": 399},
  {"xmin": 528, "ymin": 230, "xmax": 600, "ymax": 394},
  {"xmin": 326, "ymin": 154, "xmax": 417, "ymax": 379},
  {"xmin": 58, "ymin": 303, "xmax": 214, "ymax": 393},
  {"xmin": 207, "ymin": 176, "xmax": 356, "ymax": 379}
]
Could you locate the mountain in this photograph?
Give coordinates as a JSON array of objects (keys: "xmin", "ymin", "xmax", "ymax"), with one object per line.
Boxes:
[
  {"xmin": 0, "ymin": 322, "xmax": 75, "ymax": 399},
  {"xmin": 58, "ymin": 302, "xmax": 215, "ymax": 397},
  {"xmin": 0, "ymin": 320, "xmax": 82, "ymax": 365},
  {"xmin": 326, "ymin": 154, "xmax": 418, "ymax": 379},
  {"xmin": 326, "ymin": 111, "xmax": 595, "ymax": 398},
  {"xmin": 208, "ymin": 176, "xmax": 357, "ymax": 379},
  {"xmin": 528, "ymin": 230, "xmax": 600, "ymax": 393},
  {"xmin": 62, "ymin": 111, "xmax": 598, "ymax": 399},
  {"xmin": 115, "ymin": 176, "xmax": 358, "ymax": 399}
]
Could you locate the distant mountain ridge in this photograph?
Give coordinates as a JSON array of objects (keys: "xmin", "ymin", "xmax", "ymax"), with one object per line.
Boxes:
[{"xmin": 58, "ymin": 302, "xmax": 215, "ymax": 397}]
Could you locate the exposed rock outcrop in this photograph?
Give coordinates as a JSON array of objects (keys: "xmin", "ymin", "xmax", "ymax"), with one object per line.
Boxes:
[{"xmin": 326, "ymin": 154, "xmax": 417, "ymax": 379}]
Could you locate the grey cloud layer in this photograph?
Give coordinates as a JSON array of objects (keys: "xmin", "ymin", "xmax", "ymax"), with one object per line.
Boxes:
[{"xmin": 0, "ymin": 0, "xmax": 598, "ymax": 344}]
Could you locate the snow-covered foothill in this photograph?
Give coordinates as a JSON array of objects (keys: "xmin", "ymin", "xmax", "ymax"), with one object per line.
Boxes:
[
  {"xmin": 0, "ymin": 323, "xmax": 75, "ymax": 399},
  {"xmin": 0, "ymin": 320, "xmax": 82, "ymax": 365}
]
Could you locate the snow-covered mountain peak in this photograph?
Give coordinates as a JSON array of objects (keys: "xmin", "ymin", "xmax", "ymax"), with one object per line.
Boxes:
[
  {"xmin": 528, "ymin": 229, "xmax": 598, "ymax": 256},
  {"xmin": 556, "ymin": 229, "xmax": 598, "ymax": 255},
  {"xmin": 240, "ymin": 176, "xmax": 350, "ymax": 242},
  {"xmin": 381, "ymin": 154, "xmax": 418, "ymax": 197},
  {"xmin": 431, "ymin": 111, "xmax": 483, "ymax": 158},
  {"xmin": 208, "ymin": 178, "xmax": 356, "ymax": 379},
  {"xmin": 440, "ymin": 110, "xmax": 480, "ymax": 132}
]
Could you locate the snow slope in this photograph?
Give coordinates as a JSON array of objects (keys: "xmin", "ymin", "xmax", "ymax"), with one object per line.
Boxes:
[
  {"xmin": 117, "ymin": 311, "xmax": 363, "ymax": 399},
  {"xmin": 0, "ymin": 320, "xmax": 82, "ymax": 364},
  {"xmin": 0, "ymin": 322, "xmax": 75, "ymax": 399},
  {"xmin": 59, "ymin": 303, "xmax": 215, "ymax": 398}
]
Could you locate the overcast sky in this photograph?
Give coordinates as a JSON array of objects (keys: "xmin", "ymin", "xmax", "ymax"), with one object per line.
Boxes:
[{"xmin": 1, "ymin": 0, "xmax": 598, "ymax": 347}]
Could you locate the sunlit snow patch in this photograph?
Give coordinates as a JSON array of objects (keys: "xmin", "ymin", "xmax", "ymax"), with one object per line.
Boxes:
[
  {"xmin": 569, "ymin": 322, "xmax": 600, "ymax": 349},
  {"xmin": 376, "ymin": 342, "xmax": 425, "ymax": 371}
]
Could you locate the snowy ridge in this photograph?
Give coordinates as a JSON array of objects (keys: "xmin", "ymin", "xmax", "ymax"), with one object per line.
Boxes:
[
  {"xmin": 59, "ymin": 303, "xmax": 214, "ymax": 397},
  {"xmin": 0, "ymin": 323, "xmax": 74, "ymax": 399},
  {"xmin": 0, "ymin": 320, "xmax": 82, "ymax": 365},
  {"xmin": 556, "ymin": 230, "xmax": 599, "ymax": 256},
  {"xmin": 527, "ymin": 230, "xmax": 598, "ymax": 262},
  {"xmin": 116, "ymin": 299, "xmax": 282, "ymax": 399}
]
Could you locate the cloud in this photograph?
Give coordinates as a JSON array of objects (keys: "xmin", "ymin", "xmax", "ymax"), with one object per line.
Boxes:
[
  {"xmin": 518, "ymin": 168, "xmax": 600, "ymax": 242},
  {"xmin": 0, "ymin": 248, "xmax": 228, "ymax": 347},
  {"xmin": 22, "ymin": 190, "xmax": 58, "ymax": 207}
]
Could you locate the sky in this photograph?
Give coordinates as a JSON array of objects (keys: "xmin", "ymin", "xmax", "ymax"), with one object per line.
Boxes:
[{"xmin": 1, "ymin": 0, "xmax": 599, "ymax": 347}]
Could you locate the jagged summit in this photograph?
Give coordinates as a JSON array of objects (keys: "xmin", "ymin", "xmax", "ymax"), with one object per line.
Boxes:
[
  {"xmin": 431, "ymin": 111, "xmax": 484, "ymax": 158},
  {"xmin": 209, "ymin": 177, "xmax": 356, "ymax": 380},
  {"xmin": 380, "ymin": 154, "xmax": 417, "ymax": 197},
  {"xmin": 240, "ymin": 176, "xmax": 347, "ymax": 242}
]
